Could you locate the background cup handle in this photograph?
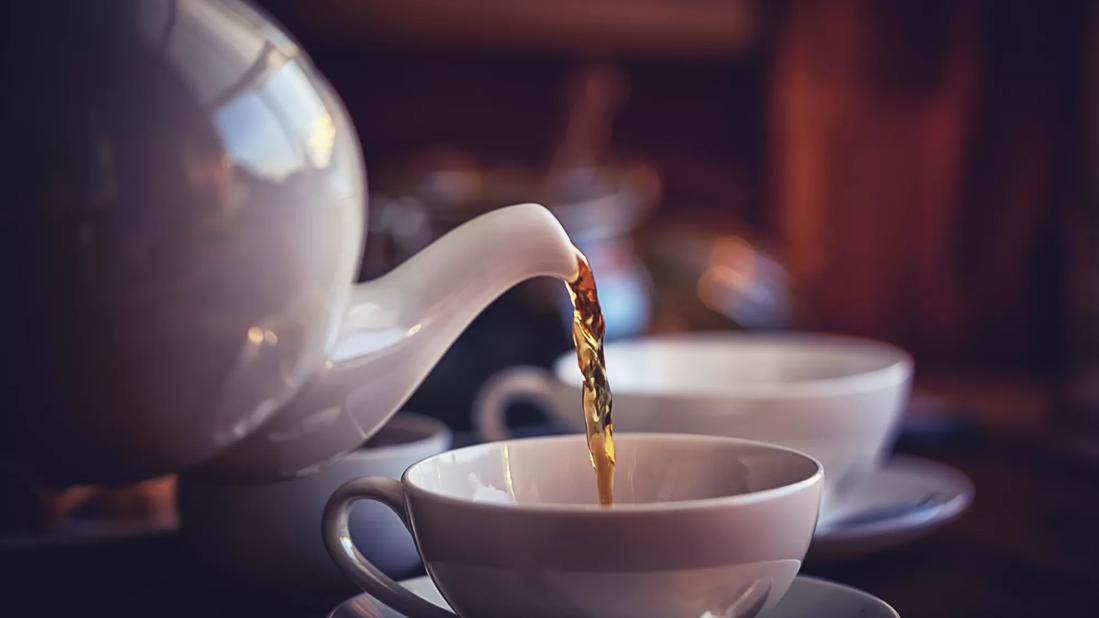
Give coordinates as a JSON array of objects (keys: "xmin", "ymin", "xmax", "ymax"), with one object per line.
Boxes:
[
  {"xmin": 473, "ymin": 366, "xmax": 559, "ymax": 442},
  {"xmin": 322, "ymin": 477, "xmax": 456, "ymax": 618}
]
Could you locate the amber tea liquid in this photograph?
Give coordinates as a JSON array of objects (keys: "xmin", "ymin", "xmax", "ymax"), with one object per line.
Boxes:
[{"xmin": 565, "ymin": 249, "xmax": 615, "ymax": 506}]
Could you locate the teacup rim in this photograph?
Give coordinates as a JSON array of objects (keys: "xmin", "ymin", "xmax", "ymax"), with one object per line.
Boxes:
[
  {"xmin": 402, "ymin": 433, "xmax": 823, "ymax": 514},
  {"xmin": 553, "ymin": 332, "xmax": 913, "ymax": 399}
]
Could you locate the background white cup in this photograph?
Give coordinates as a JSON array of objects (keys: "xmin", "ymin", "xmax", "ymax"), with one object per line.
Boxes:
[
  {"xmin": 475, "ymin": 332, "xmax": 912, "ymax": 512},
  {"xmin": 323, "ymin": 433, "xmax": 823, "ymax": 618},
  {"xmin": 179, "ymin": 413, "xmax": 451, "ymax": 601}
]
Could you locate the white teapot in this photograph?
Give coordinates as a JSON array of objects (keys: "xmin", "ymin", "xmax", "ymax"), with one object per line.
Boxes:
[{"xmin": 2, "ymin": 0, "xmax": 578, "ymax": 483}]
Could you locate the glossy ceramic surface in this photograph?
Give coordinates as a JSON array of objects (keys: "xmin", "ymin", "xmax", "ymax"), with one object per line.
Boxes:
[
  {"xmin": 6, "ymin": 1, "xmax": 579, "ymax": 484},
  {"xmin": 809, "ymin": 455, "xmax": 974, "ymax": 564},
  {"xmin": 7, "ymin": 0, "xmax": 362, "ymax": 482},
  {"xmin": 180, "ymin": 414, "xmax": 450, "ymax": 599},
  {"xmin": 201, "ymin": 203, "xmax": 578, "ymax": 481},
  {"xmin": 476, "ymin": 332, "xmax": 912, "ymax": 510},
  {"xmin": 329, "ymin": 574, "xmax": 900, "ymax": 618},
  {"xmin": 322, "ymin": 434, "xmax": 823, "ymax": 618}
]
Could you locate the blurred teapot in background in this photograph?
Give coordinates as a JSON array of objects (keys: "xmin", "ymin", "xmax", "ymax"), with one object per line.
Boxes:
[{"xmin": 2, "ymin": 0, "xmax": 580, "ymax": 484}]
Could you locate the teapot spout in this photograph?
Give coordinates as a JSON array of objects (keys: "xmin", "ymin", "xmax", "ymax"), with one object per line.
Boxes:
[{"xmin": 199, "ymin": 204, "xmax": 579, "ymax": 480}]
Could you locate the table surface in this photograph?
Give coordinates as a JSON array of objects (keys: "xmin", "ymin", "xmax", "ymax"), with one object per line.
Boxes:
[{"xmin": 4, "ymin": 377, "xmax": 1099, "ymax": 617}]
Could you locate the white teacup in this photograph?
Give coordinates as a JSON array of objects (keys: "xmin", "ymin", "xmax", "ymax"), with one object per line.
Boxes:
[
  {"xmin": 475, "ymin": 333, "xmax": 911, "ymax": 512},
  {"xmin": 179, "ymin": 414, "xmax": 451, "ymax": 599},
  {"xmin": 323, "ymin": 433, "xmax": 823, "ymax": 618}
]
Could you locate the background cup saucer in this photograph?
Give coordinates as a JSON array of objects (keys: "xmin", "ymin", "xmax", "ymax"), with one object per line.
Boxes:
[{"xmin": 809, "ymin": 455, "xmax": 974, "ymax": 563}]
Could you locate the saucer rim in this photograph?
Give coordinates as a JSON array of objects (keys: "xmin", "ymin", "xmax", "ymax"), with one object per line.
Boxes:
[
  {"xmin": 814, "ymin": 454, "xmax": 974, "ymax": 541},
  {"xmin": 347, "ymin": 413, "xmax": 452, "ymax": 464},
  {"xmin": 765, "ymin": 575, "xmax": 901, "ymax": 618},
  {"xmin": 329, "ymin": 573, "xmax": 901, "ymax": 618}
]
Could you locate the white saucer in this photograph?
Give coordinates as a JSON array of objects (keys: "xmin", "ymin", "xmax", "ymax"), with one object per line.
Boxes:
[
  {"xmin": 810, "ymin": 455, "xmax": 974, "ymax": 563},
  {"xmin": 329, "ymin": 574, "xmax": 898, "ymax": 618}
]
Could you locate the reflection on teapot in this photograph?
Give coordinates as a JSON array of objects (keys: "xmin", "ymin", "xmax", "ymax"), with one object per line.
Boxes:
[{"xmin": 3, "ymin": 0, "xmax": 579, "ymax": 483}]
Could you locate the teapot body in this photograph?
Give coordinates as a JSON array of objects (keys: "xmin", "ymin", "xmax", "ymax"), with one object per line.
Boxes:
[{"xmin": 4, "ymin": 0, "xmax": 366, "ymax": 482}]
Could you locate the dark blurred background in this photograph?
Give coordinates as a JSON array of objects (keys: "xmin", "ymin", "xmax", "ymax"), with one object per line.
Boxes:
[
  {"xmin": 253, "ymin": 0, "xmax": 1099, "ymax": 437},
  {"xmin": 255, "ymin": 5, "xmax": 1099, "ymax": 613}
]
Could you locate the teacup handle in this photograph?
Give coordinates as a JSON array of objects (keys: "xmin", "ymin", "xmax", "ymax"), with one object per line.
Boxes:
[
  {"xmin": 473, "ymin": 366, "xmax": 558, "ymax": 442},
  {"xmin": 322, "ymin": 477, "xmax": 457, "ymax": 618}
]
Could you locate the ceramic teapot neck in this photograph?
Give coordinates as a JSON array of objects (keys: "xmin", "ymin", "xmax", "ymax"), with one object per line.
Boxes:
[{"xmin": 200, "ymin": 203, "xmax": 579, "ymax": 480}]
